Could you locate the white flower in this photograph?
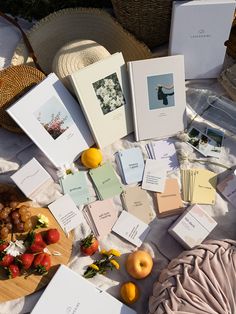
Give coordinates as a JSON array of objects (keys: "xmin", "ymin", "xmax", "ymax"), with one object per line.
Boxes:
[
  {"xmin": 176, "ymin": 131, "xmax": 189, "ymax": 142},
  {"xmin": 96, "ymin": 87, "xmax": 102, "ymax": 96},
  {"xmin": 100, "ymin": 88, "xmax": 107, "ymax": 99},
  {"xmin": 37, "ymin": 213, "xmax": 49, "ymax": 227},
  {"xmin": 4, "ymin": 240, "xmax": 26, "ymax": 257},
  {"xmin": 102, "ymin": 94, "xmax": 111, "ymax": 105},
  {"xmin": 110, "ymin": 89, "xmax": 116, "ymax": 98},
  {"xmin": 105, "ymin": 79, "xmax": 115, "ymax": 89},
  {"xmin": 109, "ymin": 99, "xmax": 117, "ymax": 111}
]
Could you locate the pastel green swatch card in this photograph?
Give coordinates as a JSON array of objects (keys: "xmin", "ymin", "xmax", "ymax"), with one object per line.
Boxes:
[
  {"xmin": 60, "ymin": 172, "xmax": 90, "ymax": 206},
  {"xmin": 89, "ymin": 163, "xmax": 123, "ymax": 200}
]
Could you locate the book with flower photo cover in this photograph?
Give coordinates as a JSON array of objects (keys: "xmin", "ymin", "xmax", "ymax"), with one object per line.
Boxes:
[
  {"xmin": 128, "ymin": 55, "xmax": 187, "ymax": 141},
  {"xmin": 7, "ymin": 73, "xmax": 94, "ymax": 168},
  {"xmin": 70, "ymin": 52, "xmax": 133, "ymax": 148}
]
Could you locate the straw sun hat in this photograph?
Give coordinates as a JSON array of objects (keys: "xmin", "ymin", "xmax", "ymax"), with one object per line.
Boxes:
[
  {"xmin": 11, "ymin": 8, "xmax": 152, "ymax": 74},
  {"xmin": 52, "ymin": 39, "xmax": 111, "ymax": 92}
]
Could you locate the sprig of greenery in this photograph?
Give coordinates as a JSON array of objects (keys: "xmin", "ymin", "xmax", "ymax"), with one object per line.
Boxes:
[{"xmin": 83, "ymin": 248, "xmax": 120, "ymax": 279}]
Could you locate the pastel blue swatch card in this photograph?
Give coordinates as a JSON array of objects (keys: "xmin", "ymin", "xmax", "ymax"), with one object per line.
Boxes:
[
  {"xmin": 116, "ymin": 147, "xmax": 144, "ymax": 184},
  {"xmin": 60, "ymin": 172, "xmax": 90, "ymax": 206}
]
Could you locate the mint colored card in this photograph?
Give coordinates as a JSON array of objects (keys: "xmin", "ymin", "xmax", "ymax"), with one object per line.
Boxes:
[
  {"xmin": 60, "ymin": 172, "xmax": 90, "ymax": 206},
  {"xmin": 89, "ymin": 163, "xmax": 123, "ymax": 200}
]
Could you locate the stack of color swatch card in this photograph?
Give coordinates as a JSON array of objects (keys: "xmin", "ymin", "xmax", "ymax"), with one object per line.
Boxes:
[
  {"xmin": 145, "ymin": 139, "xmax": 179, "ymax": 172},
  {"xmin": 181, "ymin": 168, "xmax": 217, "ymax": 205},
  {"xmin": 112, "ymin": 210, "xmax": 150, "ymax": 247},
  {"xmin": 121, "ymin": 186, "xmax": 154, "ymax": 224},
  {"xmin": 59, "ymin": 172, "xmax": 90, "ymax": 206},
  {"xmin": 49, "ymin": 195, "xmax": 83, "ymax": 234},
  {"xmin": 83, "ymin": 199, "xmax": 119, "ymax": 238},
  {"xmin": 155, "ymin": 178, "xmax": 184, "ymax": 217},
  {"xmin": 89, "ymin": 163, "xmax": 123, "ymax": 200},
  {"xmin": 142, "ymin": 159, "xmax": 167, "ymax": 192},
  {"xmin": 116, "ymin": 147, "xmax": 144, "ymax": 184}
]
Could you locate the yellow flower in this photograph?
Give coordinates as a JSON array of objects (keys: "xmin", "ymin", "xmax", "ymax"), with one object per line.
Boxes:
[
  {"xmin": 110, "ymin": 259, "xmax": 120, "ymax": 270},
  {"xmin": 100, "ymin": 249, "xmax": 109, "ymax": 256},
  {"xmin": 108, "ymin": 249, "xmax": 121, "ymax": 257},
  {"xmin": 37, "ymin": 214, "xmax": 49, "ymax": 227},
  {"xmin": 89, "ymin": 264, "xmax": 99, "ymax": 271}
]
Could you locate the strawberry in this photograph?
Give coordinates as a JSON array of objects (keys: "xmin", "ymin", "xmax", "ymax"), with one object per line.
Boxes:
[
  {"xmin": 25, "ymin": 231, "xmax": 46, "ymax": 253},
  {"xmin": 80, "ymin": 234, "xmax": 99, "ymax": 256},
  {"xmin": 45, "ymin": 228, "xmax": 60, "ymax": 244},
  {"xmin": 33, "ymin": 253, "xmax": 51, "ymax": 275},
  {"xmin": 0, "ymin": 254, "xmax": 14, "ymax": 267},
  {"xmin": 7, "ymin": 264, "xmax": 20, "ymax": 278},
  {"xmin": 0, "ymin": 240, "xmax": 8, "ymax": 252},
  {"xmin": 17, "ymin": 253, "xmax": 34, "ymax": 270}
]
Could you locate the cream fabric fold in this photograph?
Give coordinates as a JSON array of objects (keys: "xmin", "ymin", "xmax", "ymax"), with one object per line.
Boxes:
[{"xmin": 149, "ymin": 239, "xmax": 236, "ymax": 314}]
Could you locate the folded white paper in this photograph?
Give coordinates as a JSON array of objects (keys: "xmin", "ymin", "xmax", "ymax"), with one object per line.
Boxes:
[{"xmin": 112, "ymin": 210, "xmax": 150, "ymax": 247}]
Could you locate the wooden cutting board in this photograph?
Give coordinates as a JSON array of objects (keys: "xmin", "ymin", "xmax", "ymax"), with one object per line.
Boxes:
[{"xmin": 0, "ymin": 205, "xmax": 73, "ymax": 302}]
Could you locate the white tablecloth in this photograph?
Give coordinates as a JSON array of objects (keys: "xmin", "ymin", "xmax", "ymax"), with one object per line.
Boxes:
[{"xmin": 0, "ymin": 16, "xmax": 236, "ymax": 314}]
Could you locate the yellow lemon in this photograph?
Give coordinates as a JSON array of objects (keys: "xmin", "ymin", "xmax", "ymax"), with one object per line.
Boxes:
[
  {"xmin": 81, "ymin": 148, "xmax": 103, "ymax": 168},
  {"xmin": 120, "ymin": 282, "xmax": 140, "ymax": 304}
]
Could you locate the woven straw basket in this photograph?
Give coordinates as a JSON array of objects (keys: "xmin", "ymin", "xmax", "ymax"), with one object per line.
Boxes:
[
  {"xmin": 111, "ymin": 0, "xmax": 173, "ymax": 48},
  {"xmin": 225, "ymin": 12, "xmax": 236, "ymax": 59},
  {"xmin": 0, "ymin": 65, "xmax": 45, "ymax": 133}
]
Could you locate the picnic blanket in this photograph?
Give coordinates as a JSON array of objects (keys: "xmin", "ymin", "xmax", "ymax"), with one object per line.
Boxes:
[{"xmin": 0, "ymin": 16, "xmax": 236, "ymax": 314}]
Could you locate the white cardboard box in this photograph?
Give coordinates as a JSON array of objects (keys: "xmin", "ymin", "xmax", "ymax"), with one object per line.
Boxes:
[
  {"xmin": 31, "ymin": 265, "xmax": 136, "ymax": 314},
  {"xmin": 10, "ymin": 158, "xmax": 53, "ymax": 199},
  {"xmin": 169, "ymin": 0, "xmax": 236, "ymax": 79},
  {"xmin": 168, "ymin": 204, "xmax": 217, "ymax": 249}
]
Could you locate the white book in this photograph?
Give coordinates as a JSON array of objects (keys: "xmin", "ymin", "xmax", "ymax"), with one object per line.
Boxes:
[
  {"xmin": 70, "ymin": 52, "xmax": 133, "ymax": 148},
  {"xmin": 7, "ymin": 73, "xmax": 94, "ymax": 167},
  {"xmin": 31, "ymin": 265, "xmax": 136, "ymax": 314},
  {"xmin": 169, "ymin": 0, "xmax": 236, "ymax": 79},
  {"xmin": 128, "ymin": 55, "xmax": 187, "ymax": 141}
]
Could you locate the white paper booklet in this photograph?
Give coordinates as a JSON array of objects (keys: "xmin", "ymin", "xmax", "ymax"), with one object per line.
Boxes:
[
  {"xmin": 70, "ymin": 52, "xmax": 133, "ymax": 148},
  {"xmin": 112, "ymin": 210, "xmax": 150, "ymax": 247},
  {"xmin": 31, "ymin": 265, "xmax": 136, "ymax": 314},
  {"xmin": 128, "ymin": 55, "xmax": 187, "ymax": 141},
  {"xmin": 169, "ymin": 0, "xmax": 236, "ymax": 79},
  {"xmin": 142, "ymin": 159, "xmax": 167, "ymax": 193},
  {"xmin": 48, "ymin": 194, "xmax": 83, "ymax": 234},
  {"xmin": 7, "ymin": 73, "xmax": 94, "ymax": 167}
]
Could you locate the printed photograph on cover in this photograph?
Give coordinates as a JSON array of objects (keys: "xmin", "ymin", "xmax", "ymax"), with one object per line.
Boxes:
[
  {"xmin": 206, "ymin": 127, "xmax": 224, "ymax": 157},
  {"xmin": 147, "ymin": 73, "xmax": 175, "ymax": 110},
  {"xmin": 187, "ymin": 127, "xmax": 217, "ymax": 156},
  {"xmin": 92, "ymin": 72, "xmax": 126, "ymax": 115},
  {"xmin": 34, "ymin": 96, "xmax": 74, "ymax": 140}
]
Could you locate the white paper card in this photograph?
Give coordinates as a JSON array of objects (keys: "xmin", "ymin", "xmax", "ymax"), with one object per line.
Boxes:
[
  {"xmin": 11, "ymin": 158, "xmax": 53, "ymax": 198},
  {"xmin": 141, "ymin": 159, "xmax": 167, "ymax": 192},
  {"xmin": 112, "ymin": 210, "xmax": 150, "ymax": 247},
  {"xmin": 151, "ymin": 139, "xmax": 179, "ymax": 171},
  {"xmin": 48, "ymin": 194, "xmax": 83, "ymax": 233}
]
